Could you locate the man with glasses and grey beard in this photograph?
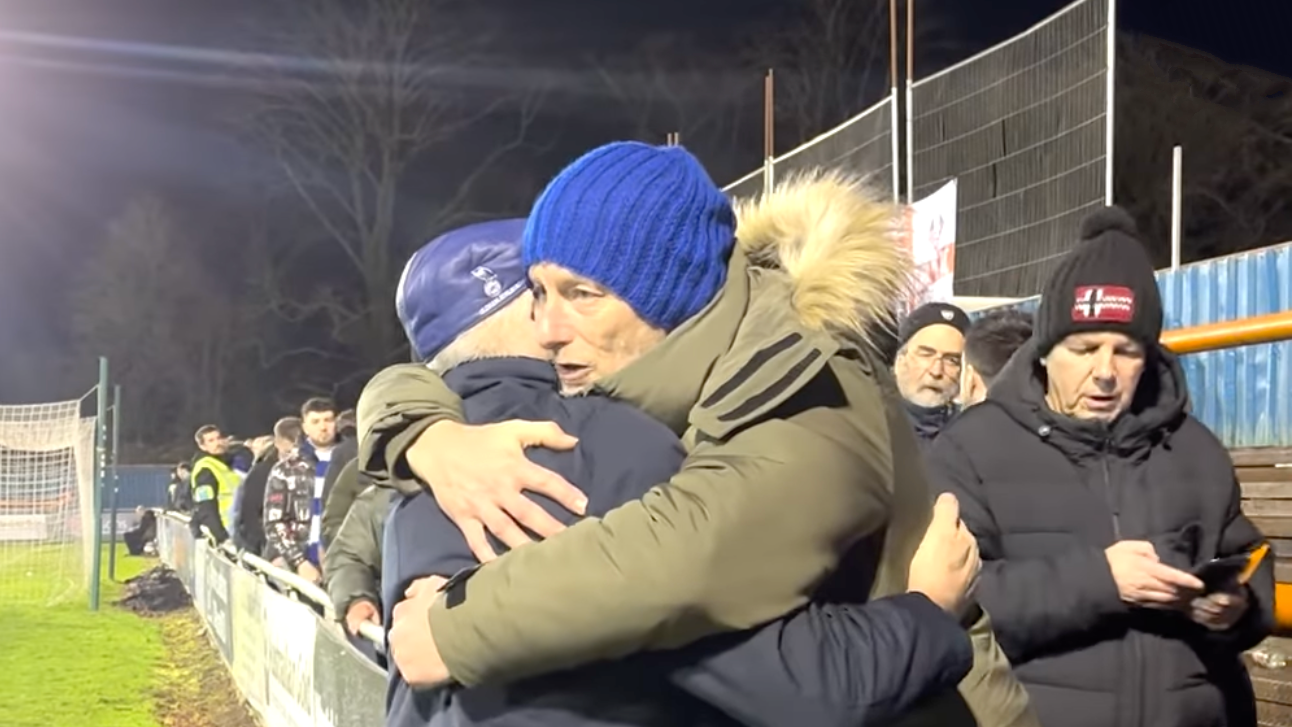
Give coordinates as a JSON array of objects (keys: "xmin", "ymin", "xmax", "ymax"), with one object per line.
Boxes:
[{"xmin": 892, "ymin": 302, "xmax": 971, "ymax": 451}]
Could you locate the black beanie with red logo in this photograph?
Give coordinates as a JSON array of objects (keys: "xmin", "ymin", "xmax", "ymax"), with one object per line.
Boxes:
[{"xmin": 1034, "ymin": 206, "xmax": 1163, "ymax": 356}]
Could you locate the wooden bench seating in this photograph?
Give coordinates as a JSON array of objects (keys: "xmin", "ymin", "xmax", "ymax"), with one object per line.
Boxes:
[
  {"xmin": 1236, "ymin": 447, "xmax": 1292, "ymax": 726},
  {"xmin": 1236, "ymin": 446, "xmax": 1292, "ymax": 583}
]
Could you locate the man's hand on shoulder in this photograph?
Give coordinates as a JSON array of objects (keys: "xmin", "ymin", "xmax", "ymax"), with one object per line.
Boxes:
[{"xmin": 406, "ymin": 420, "xmax": 588, "ymax": 561}]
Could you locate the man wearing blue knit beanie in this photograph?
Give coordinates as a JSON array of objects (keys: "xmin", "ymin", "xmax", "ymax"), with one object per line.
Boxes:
[{"xmin": 362, "ymin": 142, "xmax": 1037, "ymax": 727}]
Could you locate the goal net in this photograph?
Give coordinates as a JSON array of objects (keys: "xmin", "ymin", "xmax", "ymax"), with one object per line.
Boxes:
[{"xmin": 0, "ymin": 400, "xmax": 97, "ymax": 605}]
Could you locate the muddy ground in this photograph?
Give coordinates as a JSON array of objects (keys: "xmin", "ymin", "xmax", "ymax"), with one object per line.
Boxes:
[
  {"xmin": 115, "ymin": 566, "xmax": 258, "ymax": 727},
  {"xmin": 152, "ymin": 610, "xmax": 259, "ymax": 727}
]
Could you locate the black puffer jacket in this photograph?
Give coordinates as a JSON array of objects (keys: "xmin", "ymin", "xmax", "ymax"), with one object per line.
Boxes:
[{"xmin": 928, "ymin": 339, "xmax": 1273, "ymax": 727}]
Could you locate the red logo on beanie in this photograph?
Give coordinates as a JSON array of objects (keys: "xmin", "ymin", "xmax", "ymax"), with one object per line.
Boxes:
[{"xmin": 1072, "ymin": 285, "xmax": 1135, "ymax": 323}]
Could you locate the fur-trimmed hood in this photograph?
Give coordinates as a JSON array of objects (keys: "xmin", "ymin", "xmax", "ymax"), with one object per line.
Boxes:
[{"xmin": 733, "ymin": 169, "xmax": 913, "ymax": 347}]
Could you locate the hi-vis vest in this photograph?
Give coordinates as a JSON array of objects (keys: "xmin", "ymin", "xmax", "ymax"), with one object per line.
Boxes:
[{"xmin": 191, "ymin": 455, "xmax": 241, "ymax": 525}]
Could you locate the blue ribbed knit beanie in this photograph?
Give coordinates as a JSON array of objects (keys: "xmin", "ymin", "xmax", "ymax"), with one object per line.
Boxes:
[{"xmin": 522, "ymin": 141, "xmax": 736, "ymax": 331}]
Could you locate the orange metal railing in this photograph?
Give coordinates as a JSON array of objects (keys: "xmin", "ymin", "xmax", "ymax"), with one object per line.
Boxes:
[
  {"xmin": 1277, "ymin": 586, "xmax": 1292, "ymax": 632},
  {"xmin": 1160, "ymin": 310, "xmax": 1292, "ymax": 631},
  {"xmin": 1161, "ymin": 310, "xmax": 1292, "ymax": 355}
]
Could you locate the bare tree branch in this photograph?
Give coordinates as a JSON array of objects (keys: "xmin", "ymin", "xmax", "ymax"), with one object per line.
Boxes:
[
  {"xmin": 423, "ymin": 88, "xmax": 547, "ymax": 232},
  {"xmin": 240, "ymin": 0, "xmax": 543, "ymax": 367},
  {"xmin": 588, "ymin": 32, "xmax": 756, "ymax": 168},
  {"xmin": 71, "ymin": 195, "xmax": 248, "ymax": 439}
]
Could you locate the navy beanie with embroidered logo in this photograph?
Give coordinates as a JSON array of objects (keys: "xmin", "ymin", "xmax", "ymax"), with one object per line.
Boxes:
[
  {"xmin": 395, "ymin": 218, "xmax": 530, "ymax": 362},
  {"xmin": 898, "ymin": 302, "xmax": 971, "ymax": 348},
  {"xmin": 522, "ymin": 141, "xmax": 736, "ymax": 331},
  {"xmin": 1034, "ymin": 206, "xmax": 1163, "ymax": 356}
]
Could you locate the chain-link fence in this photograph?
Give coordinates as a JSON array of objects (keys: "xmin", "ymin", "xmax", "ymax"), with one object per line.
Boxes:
[
  {"xmin": 909, "ymin": 0, "xmax": 1111, "ymax": 296},
  {"xmin": 724, "ymin": 0, "xmax": 1114, "ymax": 299},
  {"xmin": 723, "ymin": 95, "xmax": 897, "ymax": 202},
  {"xmin": 722, "ymin": 167, "xmax": 765, "ymax": 199},
  {"xmin": 775, "ymin": 95, "xmax": 897, "ymax": 198}
]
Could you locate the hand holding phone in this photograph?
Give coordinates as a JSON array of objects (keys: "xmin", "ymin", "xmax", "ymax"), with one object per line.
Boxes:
[{"xmin": 1191, "ymin": 543, "xmax": 1270, "ymax": 594}]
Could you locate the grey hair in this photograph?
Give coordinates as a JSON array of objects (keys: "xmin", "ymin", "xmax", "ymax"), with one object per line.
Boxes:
[{"xmin": 426, "ymin": 292, "xmax": 535, "ymax": 375}]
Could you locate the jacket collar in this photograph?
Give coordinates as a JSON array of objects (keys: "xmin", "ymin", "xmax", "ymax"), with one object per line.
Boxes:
[
  {"xmin": 596, "ymin": 250, "xmax": 845, "ymax": 442},
  {"xmin": 296, "ymin": 438, "xmax": 327, "ymax": 465},
  {"xmin": 905, "ymin": 399, "xmax": 959, "ymax": 440},
  {"xmin": 443, "ymin": 357, "xmax": 560, "ymax": 399},
  {"xmin": 985, "ymin": 337, "xmax": 1191, "ymax": 457}
]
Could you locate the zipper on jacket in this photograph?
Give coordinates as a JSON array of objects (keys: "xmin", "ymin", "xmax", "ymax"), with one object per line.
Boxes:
[
  {"xmin": 1129, "ymin": 624, "xmax": 1145, "ymax": 727},
  {"xmin": 1100, "ymin": 435, "xmax": 1141, "ymax": 727},
  {"xmin": 1100, "ymin": 438, "xmax": 1121, "ymax": 540}
]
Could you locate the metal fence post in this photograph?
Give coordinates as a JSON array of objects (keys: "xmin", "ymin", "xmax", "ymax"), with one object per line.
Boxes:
[
  {"xmin": 89, "ymin": 357, "xmax": 109, "ymax": 611},
  {"xmin": 1104, "ymin": 0, "xmax": 1117, "ymax": 204},
  {"xmin": 107, "ymin": 384, "xmax": 122, "ymax": 581}
]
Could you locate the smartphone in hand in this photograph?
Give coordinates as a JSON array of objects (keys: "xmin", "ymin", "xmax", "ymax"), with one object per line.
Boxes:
[{"xmin": 1192, "ymin": 543, "xmax": 1270, "ymax": 593}]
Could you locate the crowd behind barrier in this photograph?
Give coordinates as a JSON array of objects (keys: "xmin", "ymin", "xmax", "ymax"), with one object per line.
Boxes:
[{"xmin": 156, "ymin": 510, "xmax": 386, "ymax": 727}]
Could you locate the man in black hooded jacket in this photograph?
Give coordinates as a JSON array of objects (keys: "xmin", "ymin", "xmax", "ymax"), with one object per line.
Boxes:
[
  {"xmin": 928, "ymin": 206, "xmax": 1274, "ymax": 727},
  {"xmin": 320, "ymin": 434, "xmax": 361, "ymax": 548}
]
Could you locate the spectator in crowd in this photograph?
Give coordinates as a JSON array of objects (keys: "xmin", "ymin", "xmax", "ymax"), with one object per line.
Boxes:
[
  {"xmin": 264, "ymin": 397, "xmax": 338, "ymax": 584},
  {"xmin": 123, "ymin": 506, "xmax": 157, "ymax": 556},
  {"xmin": 224, "ymin": 437, "xmax": 258, "ymax": 484},
  {"xmin": 337, "ymin": 408, "xmax": 357, "ymax": 442},
  {"xmin": 928, "ymin": 207, "xmax": 1274, "ymax": 727},
  {"xmin": 324, "ymin": 480, "xmax": 392, "ymax": 662},
  {"xmin": 321, "ymin": 410, "xmax": 363, "ymax": 548},
  {"xmin": 189, "ymin": 424, "xmax": 236, "ymax": 544},
  {"xmin": 893, "ymin": 302, "xmax": 970, "ymax": 449},
  {"xmin": 321, "ymin": 451, "xmax": 368, "ymax": 549},
  {"xmin": 250, "ymin": 434, "xmax": 279, "ymax": 464},
  {"xmin": 381, "ymin": 217, "xmax": 983, "ymax": 727},
  {"xmin": 225, "ymin": 434, "xmax": 273, "ymax": 545},
  {"xmin": 234, "ymin": 416, "xmax": 300, "ymax": 558},
  {"xmin": 167, "ymin": 461, "xmax": 192, "ymax": 512},
  {"xmin": 959, "ymin": 309, "xmax": 1034, "ymax": 407},
  {"xmin": 360, "ymin": 145, "xmax": 1034, "ymax": 726}
]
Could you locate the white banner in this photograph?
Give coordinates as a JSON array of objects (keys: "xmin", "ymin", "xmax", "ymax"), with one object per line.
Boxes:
[
  {"xmin": 263, "ymin": 588, "xmax": 317, "ymax": 727},
  {"xmin": 904, "ymin": 179, "xmax": 958, "ymax": 309},
  {"xmin": 193, "ymin": 545, "xmax": 208, "ymax": 618},
  {"xmin": 230, "ymin": 567, "xmax": 268, "ymax": 712},
  {"xmin": 0, "ymin": 514, "xmax": 48, "ymax": 541}
]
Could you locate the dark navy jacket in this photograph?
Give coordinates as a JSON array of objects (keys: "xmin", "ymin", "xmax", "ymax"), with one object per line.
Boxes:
[
  {"xmin": 904, "ymin": 400, "xmax": 958, "ymax": 455},
  {"xmin": 384, "ymin": 358, "xmax": 973, "ymax": 727}
]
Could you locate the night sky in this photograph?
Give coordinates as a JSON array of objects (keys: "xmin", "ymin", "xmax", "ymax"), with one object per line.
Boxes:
[{"xmin": 0, "ymin": 0, "xmax": 1286, "ymax": 401}]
